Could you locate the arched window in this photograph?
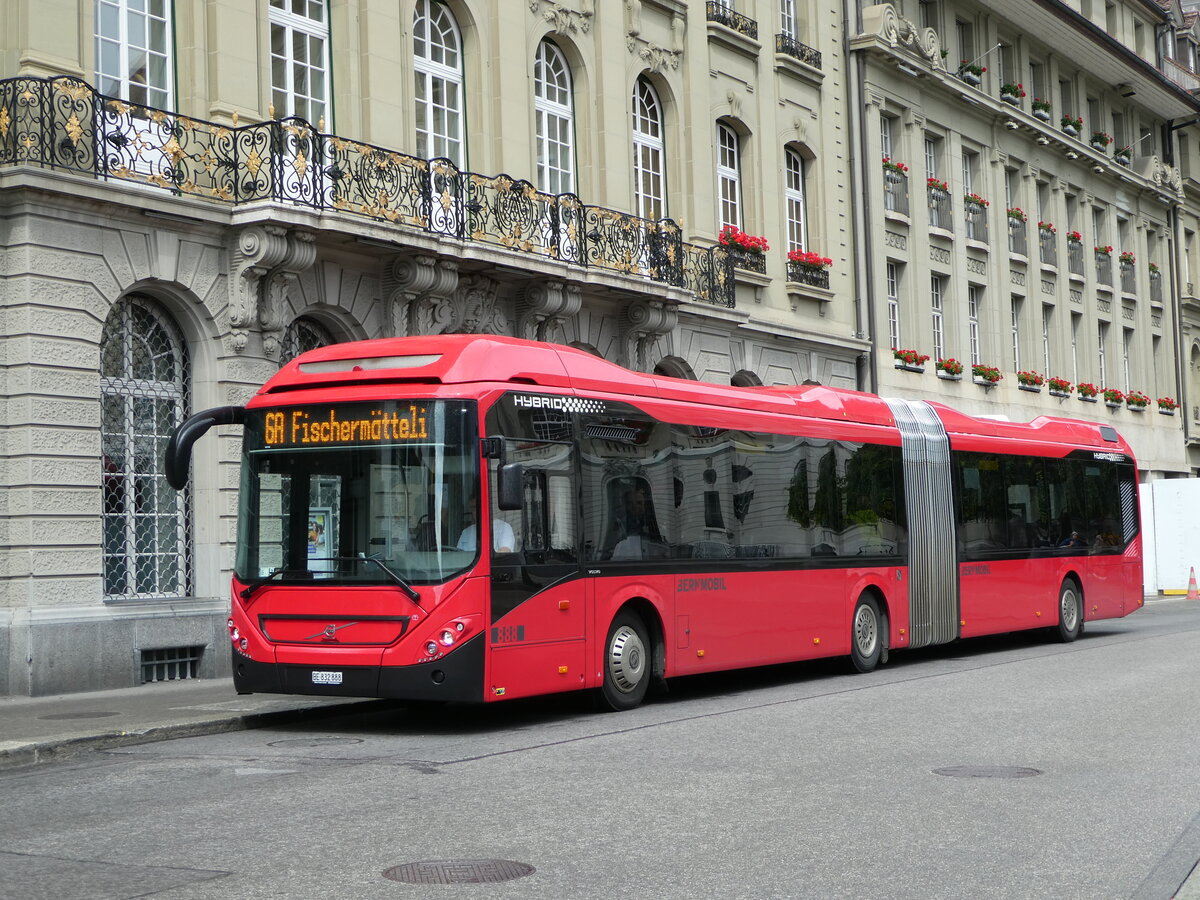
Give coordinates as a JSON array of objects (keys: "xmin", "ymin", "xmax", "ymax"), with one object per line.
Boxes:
[
  {"xmin": 413, "ymin": 0, "xmax": 464, "ymax": 165},
  {"xmin": 534, "ymin": 40, "xmax": 575, "ymax": 195},
  {"xmin": 100, "ymin": 296, "xmax": 190, "ymax": 600},
  {"xmin": 716, "ymin": 122, "xmax": 741, "ymax": 230},
  {"xmin": 632, "ymin": 78, "xmax": 666, "ymax": 220},
  {"xmin": 784, "ymin": 147, "xmax": 808, "ymax": 251},
  {"xmin": 279, "ymin": 316, "xmax": 335, "ymax": 367}
]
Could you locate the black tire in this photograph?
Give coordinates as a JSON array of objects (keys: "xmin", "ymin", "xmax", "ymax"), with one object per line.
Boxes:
[
  {"xmin": 1056, "ymin": 578, "xmax": 1083, "ymax": 642},
  {"xmin": 850, "ymin": 595, "xmax": 883, "ymax": 673},
  {"xmin": 598, "ymin": 610, "xmax": 651, "ymax": 711}
]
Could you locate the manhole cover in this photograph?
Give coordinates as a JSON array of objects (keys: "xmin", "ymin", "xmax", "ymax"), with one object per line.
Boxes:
[
  {"xmin": 38, "ymin": 711, "xmax": 120, "ymax": 720},
  {"xmin": 382, "ymin": 860, "xmax": 535, "ymax": 884},
  {"xmin": 934, "ymin": 765, "xmax": 1043, "ymax": 779},
  {"xmin": 266, "ymin": 737, "xmax": 363, "ymax": 748}
]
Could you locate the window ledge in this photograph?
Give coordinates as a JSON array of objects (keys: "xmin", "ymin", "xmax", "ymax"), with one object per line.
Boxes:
[
  {"xmin": 786, "ymin": 281, "xmax": 834, "ymax": 306},
  {"xmin": 774, "ymin": 52, "xmax": 824, "ymax": 87},
  {"xmin": 884, "ymin": 210, "xmax": 911, "ymax": 227}
]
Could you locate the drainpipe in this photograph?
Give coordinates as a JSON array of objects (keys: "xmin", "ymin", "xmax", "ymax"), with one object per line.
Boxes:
[{"xmin": 845, "ymin": 0, "xmax": 877, "ymax": 394}]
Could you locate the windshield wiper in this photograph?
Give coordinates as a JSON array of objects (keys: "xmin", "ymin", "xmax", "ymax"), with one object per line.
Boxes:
[
  {"xmin": 240, "ymin": 567, "xmax": 292, "ymax": 600},
  {"xmin": 355, "ymin": 556, "xmax": 422, "ymax": 602}
]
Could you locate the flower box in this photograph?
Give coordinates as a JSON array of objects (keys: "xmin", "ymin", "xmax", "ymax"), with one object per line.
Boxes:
[
  {"xmin": 1018, "ymin": 384, "xmax": 1042, "ymax": 393},
  {"xmin": 1127, "ymin": 403, "xmax": 1145, "ymax": 412},
  {"xmin": 1049, "ymin": 389, "xmax": 1070, "ymax": 398},
  {"xmin": 1033, "ymin": 109, "xmax": 1051, "ymax": 123},
  {"xmin": 1080, "ymin": 395, "xmax": 1098, "ymax": 403},
  {"xmin": 1105, "ymin": 401, "xmax": 1122, "ymax": 409},
  {"xmin": 937, "ymin": 372, "xmax": 962, "ymax": 381},
  {"xmin": 896, "ymin": 363, "xmax": 926, "ymax": 373},
  {"xmin": 1159, "ymin": 408, "xmax": 1177, "ymax": 416}
]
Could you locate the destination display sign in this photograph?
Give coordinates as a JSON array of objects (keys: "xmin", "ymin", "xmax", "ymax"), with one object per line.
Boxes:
[{"xmin": 262, "ymin": 403, "xmax": 429, "ymax": 447}]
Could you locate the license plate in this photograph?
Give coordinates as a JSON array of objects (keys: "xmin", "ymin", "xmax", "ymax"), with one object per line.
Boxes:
[{"xmin": 311, "ymin": 670, "xmax": 343, "ymax": 685}]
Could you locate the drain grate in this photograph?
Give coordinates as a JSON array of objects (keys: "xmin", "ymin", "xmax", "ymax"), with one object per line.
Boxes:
[
  {"xmin": 934, "ymin": 765, "xmax": 1043, "ymax": 779},
  {"xmin": 382, "ymin": 860, "xmax": 535, "ymax": 884},
  {"xmin": 38, "ymin": 711, "xmax": 120, "ymax": 721}
]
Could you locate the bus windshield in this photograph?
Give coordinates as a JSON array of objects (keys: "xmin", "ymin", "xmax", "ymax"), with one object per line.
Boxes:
[{"xmin": 235, "ymin": 400, "xmax": 479, "ymax": 587}]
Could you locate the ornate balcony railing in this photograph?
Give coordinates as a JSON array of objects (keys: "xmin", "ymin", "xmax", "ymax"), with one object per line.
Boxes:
[
  {"xmin": 1068, "ymin": 241, "xmax": 1085, "ymax": 277},
  {"xmin": 0, "ymin": 75, "xmax": 734, "ymax": 306},
  {"xmin": 787, "ymin": 262, "xmax": 830, "ymax": 289},
  {"xmin": 775, "ymin": 33, "xmax": 821, "ymax": 68},
  {"xmin": 1039, "ymin": 229, "xmax": 1057, "ymax": 267},
  {"xmin": 706, "ymin": 2, "xmax": 758, "ymax": 39},
  {"xmin": 928, "ymin": 187, "xmax": 953, "ymax": 232},
  {"xmin": 1120, "ymin": 264, "xmax": 1136, "ymax": 294},
  {"xmin": 1008, "ymin": 218, "xmax": 1028, "ymax": 257},
  {"xmin": 882, "ymin": 169, "xmax": 909, "ymax": 216},
  {"xmin": 727, "ymin": 249, "xmax": 766, "ymax": 273},
  {"xmin": 964, "ymin": 200, "xmax": 988, "ymax": 243}
]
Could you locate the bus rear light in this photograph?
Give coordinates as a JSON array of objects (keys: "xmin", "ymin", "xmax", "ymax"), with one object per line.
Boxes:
[
  {"xmin": 231, "ymin": 627, "xmax": 240, "ymax": 642},
  {"xmin": 239, "ymin": 638, "xmax": 248, "ymax": 651},
  {"xmin": 426, "ymin": 641, "xmax": 439, "ymax": 656},
  {"xmin": 440, "ymin": 630, "xmax": 455, "ymax": 646}
]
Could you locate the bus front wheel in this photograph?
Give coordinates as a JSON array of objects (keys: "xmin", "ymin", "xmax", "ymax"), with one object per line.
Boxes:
[
  {"xmin": 598, "ymin": 610, "xmax": 651, "ymax": 711},
  {"xmin": 1056, "ymin": 579, "xmax": 1083, "ymax": 642},
  {"xmin": 850, "ymin": 595, "xmax": 883, "ymax": 673}
]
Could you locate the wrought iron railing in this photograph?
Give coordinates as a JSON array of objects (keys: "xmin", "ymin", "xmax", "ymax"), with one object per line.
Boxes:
[
  {"xmin": 1150, "ymin": 272, "xmax": 1164, "ymax": 305},
  {"xmin": 727, "ymin": 249, "xmax": 766, "ymax": 273},
  {"xmin": 1096, "ymin": 252, "xmax": 1113, "ymax": 285},
  {"xmin": 1039, "ymin": 229, "xmax": 1057, "ymax": 266},
  {"xmin": 964, "ymin": 200, "xmax": 988, "ymax": 243},
  {"xmin": 928, "ymin": 187, "xmax": 953, "ymax": 232},
  {"xmin": 883, "ymin": 168, "xmax": 909, "ymax": 216},
  {"xmin": 787, "ymin": 262, "xmax": 831, "ymax": 289},
  {"xmin": 0, "ymin": 76, "xmax": 734, "ymax": 307},
  {"xmin": 775, "ymin": 33, "xmax": 821, "ymax": 68},
  {"xmin": 1120, "ymin": 264, "xmax": 1136, "ymax": 294},
  {"xmin": 1008, "ymin": 218, "xmax": 1028, "ymax": 257},
  {"xmin": 1068, "ymin": 241, "xmax": 1085, "ymax": 277},
  {"xmin": 706, "ymin": 2, "xmax": 759, "ymax": 39}
]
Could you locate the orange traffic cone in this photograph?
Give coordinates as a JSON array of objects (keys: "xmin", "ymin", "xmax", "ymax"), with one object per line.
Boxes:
[{"xmin": 1189, "ymin": 567, "xmax": 1200, "ymax": 602}]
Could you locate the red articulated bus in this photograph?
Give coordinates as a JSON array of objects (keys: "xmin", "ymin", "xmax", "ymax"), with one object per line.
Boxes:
[{"xmin": 166, "ymin": 334, "xmax": 1143, "ymax": 711}]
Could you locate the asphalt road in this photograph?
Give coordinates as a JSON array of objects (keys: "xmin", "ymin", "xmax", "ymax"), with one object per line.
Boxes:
[{"xmin": 3, "ymin": 598, "xmax": 1199, "ymax": 899}]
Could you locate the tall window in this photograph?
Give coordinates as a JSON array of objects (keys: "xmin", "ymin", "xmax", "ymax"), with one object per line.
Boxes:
[
  {"xmin": 269, "ymin": 0, "xmax": 329, "ymax": 124},
  {"xmin": 887, "ymin": 262, "xmax": 902, "ymax": 350},
  {"xmin": 880, "ymin": 114, "xmax": 894, "ymax": 159},
  {"xmin": 534, "ymin": 41, "xmax": 575, "ymax": 195},
  {"xmin": 781, "ymin": 0, "xmax": 798, "ymax": 37},
  {"xmin": 1011, "ymin": 296, "xmax": 1023, "ymax": 370},
  {"xmin": 784, "ymin": 148, "xmax": 807, "ymax": 251},
  {"xmin": 101, "ymin": 296, "xmax": 190, "ymax": 600},
  {"xmin": 717, "ymin": 122, "xmax": 741, "ymax": 230},
  {"xmin": 632, "ymin": 78, "xmax": 666, "ymax": 220},
  {"xmin": 414, "ymin": 0, "xmax": 464, "ymax": 165},
  {"xmin": 1071, "ymin": 311, "xmax": 1082, "ymax": 382},
  {"xmin": 1098, "ymin": 322, "xmax": 1109, "ymax": 385},
  {"xmin": 95, "ymin": 0, "xmax": 173, "ymax": 107},
  {"xmin": 1042, "ymin": 304, "xmax": 1053, "ymax": 374},
  {"xmin": 968, "ymin": 285, "xmax": 982, "ymax": 365},
  {"xmin": 279, "ymin": 316, "xmax": 335, "ymax": 367},
  {"xmin": 931, "ymin": 275, "xmax": 946, "ymax": 361},
  {"xmin": 1122, "ymin": 327, "xmax": 1133, "ymax": 392}
]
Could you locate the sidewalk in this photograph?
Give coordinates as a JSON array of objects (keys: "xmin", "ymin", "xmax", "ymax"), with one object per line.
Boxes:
[{"xmin": 0, "ymin": 677, "xmax": 375, "ymax": 771}]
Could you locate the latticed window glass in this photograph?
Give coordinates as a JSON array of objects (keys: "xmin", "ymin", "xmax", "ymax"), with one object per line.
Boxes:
[
  {"xmin": 100, "ymin": 296, "xmax": 190, "ymax": 600},
  {"xmin": 414, "ymin": 0, "xmax": 464, "ymax": 165},
  {"xmin": 279, "ymin": 316, "xmax": 335, "ymax": 367},
  {"xmin": 717, "ymin": 123, "xmax": 741, "ymax": 230},
  {"xmin": 968, "ymin": 285, "xmax": 982, "ymax": 365},
  {"xmin": 886, "ymin": 262, "xmax": 901, "ymax": 350},
  {"xmin": 534, "ymin": 41, "xmax": 575, "ymax": 195},
  {"xmin": 931, "ymin": 275, "xmax": 945, "ymax": 361},
  {"xmin": 94, "ymin": 0, "xmax": 173, "ymax": 108},
  {"xmin": 781, "ymin": 0, "xmax": 798, "ymax": 37},
  {"xmin": 633, "ymin": 78, "xmax": 666, "ymax": 221},
  {"xmin": 269, "ymin": 0, "xmax": 330, "ymax": 124},
  {"xmin": 785, "ymin": 148, "xmax": 807, "ymax": 251}
]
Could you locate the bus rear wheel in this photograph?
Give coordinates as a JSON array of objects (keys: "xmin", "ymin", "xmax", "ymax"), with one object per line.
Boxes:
[
  {"xmin": 1056, "ymin": 578, "xmax": 1083, "ymax": 642},
  {"xmin": 850, "ymin": 595, "xmax": 883, "ymax": 673},
  {"xmin": 598, "ymin": 610, "xmax": 651, "ymax": 711}
]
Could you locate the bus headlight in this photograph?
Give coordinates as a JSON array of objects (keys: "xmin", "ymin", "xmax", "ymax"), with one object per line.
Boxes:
[{"xmin": 425, "ymin": 641, "xmax": 439, "ymax": 656}]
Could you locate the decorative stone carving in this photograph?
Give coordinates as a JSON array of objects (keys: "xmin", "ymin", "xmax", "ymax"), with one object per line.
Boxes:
[
  {"xmin": 861, "ymin": 5, "xmax": 945, "ymax": 71},
  {"xmin": 451, "ymin": 274, "xmax": 508, "ymax": 335},
  {"xmin": 638, "ymin": 43, "xmax": 682, "ymax": 73},
  {"xmin": 532, "ymin": 0, "xmax": 593, "ymax": 34},
  {"xmin": 382, "ymin": 255, "xmax": 459, "ymax": 337},
  {"xmin": 230, "ymin": 225, "xmax": 316, "ymax": 355},
  {"xmin": 518, "ymin": 280, "xmax": 582, "ymax": 342},
  {"xmin": 622, "ymin": 297, "xmax": 677, "ymax": 371}
]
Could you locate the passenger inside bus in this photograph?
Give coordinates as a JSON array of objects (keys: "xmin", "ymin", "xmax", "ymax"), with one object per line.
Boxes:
[{"xmin": 606, "ymin": 484, "xmax": 664, "ymax": 559}]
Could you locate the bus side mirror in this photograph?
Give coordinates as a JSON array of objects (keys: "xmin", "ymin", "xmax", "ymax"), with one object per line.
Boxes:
[
  {"xmin": 497, "ymin": 463, "xmax": 524, "ymax": 510},
  {"xmin": 164, "ymin": 406, "xmax": 245, "ymax": 490}
]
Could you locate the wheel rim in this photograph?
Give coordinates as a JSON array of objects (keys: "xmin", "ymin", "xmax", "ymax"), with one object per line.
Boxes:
[
  {"xmin": 607, "ymin": 625, "xmax": 646, "ymax": 694},
  {"xmin": 1060, "ymin": 587, "xmax": 1079, "ymax": 631},
  {"xmin": 854, "ymin": 604, "xmax": 878, "ymax": 658}
]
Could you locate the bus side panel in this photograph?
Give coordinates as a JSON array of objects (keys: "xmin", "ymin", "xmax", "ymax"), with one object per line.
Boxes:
[
  {"xmin": 590, "ymin": 574, "xmax": 672, "ymax": 685},
  {"xmin": 1081, "ymin": 555, "xmax": 1127, "ymax": 621},
  {"xmin": 958, "ymin": 559, "xmax": 1055, "ymax": 638},
  {"xmin": 847, "ymin": 570, "xmax": 910, "ymax": 653},
  {"xmin": 486, "ymin": 576, "xmax": 589, "ymax": 701},
  {"xmin": 671, "ymin": 568, "xmax": 850, "ymax": 674},
  {"xmin": 488, "ymin": 640, "xmax": 587, "ymax": 700}
]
